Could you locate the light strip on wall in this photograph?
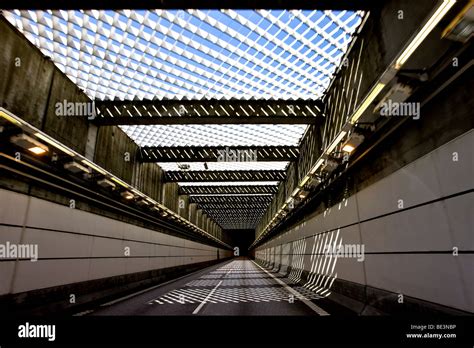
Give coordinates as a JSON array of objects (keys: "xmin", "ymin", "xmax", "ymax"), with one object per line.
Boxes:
[
  {"xmin": 299, "ymin": 175, "xmax": 310, "ymax": 187},
  {"xmin": 0, "ymin": 110, "xmax": 22, "ymax": 126},
  {"xmin": 82, "ymin": 159, "xmax": 107, "ymax": 175},
  {"xmin": 310, "ymin": 159, "xmax": 325, "ymax": 174},
  {"xmin": 310, "ymin": 158, "xmax": 324, "ymax": 174},
  {"xmin": 395, "ymin": 0, "xmax": 457, "ymax": 69},
  {"xmin": 325, "ymin": 131, "xmax": 347, "ymax": 155},
  {"xmin": 350, "ymin": 82, "xmax": 386, "ymax": 124},
  {"xmin": 291, "ymin": 188, "xmax": 301, "ymax": 197},
  {"xmin": 34, "ymin": 132, "xmax": 76, "ymax": 157},
  {"xmin": 1, "ymin": 108, "xmax": 228, "ymax": 247},
  {"xmin": 110, "ymin": 177, "xmax": 129, "ymax": 188}
]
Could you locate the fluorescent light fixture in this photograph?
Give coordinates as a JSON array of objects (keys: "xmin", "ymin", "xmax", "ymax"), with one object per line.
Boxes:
[
  {"xmin": 0, "ymin": 110, "xmax": 22, "ymax": 125},
  {"xmin": 28, "ymin": 146, "xmax": 47, "ymax": 154},
  {"xmin": 350, "ymin": 83, "xmax": 386, "ymax": 124},
  {"xmin": 342, "ymin": 133, "xmax": 365, "ymax": 153},
  {"xmin": 325, "ymin": 131, "xmax": 347, "ymax": 155},
  {"xmin": 81, "ymin": 159, "xmax": 107, "ymax": 175},
  {"xmin": 395, "ymin": 0, "xmax": 457, "ymax": 69},
  {"xmin": 97, "ymin": 178, "xmax": 116, "ymax": 189},
  {"xmin": 111, "ymin": 177, "xmax": 129, "ymax": 188},
  {"xmin": 298, "ymin": 190, "xmax": 308, "ymax": 199},
  {"xmin": 34, "ymin": 132, "xmax": 76, "ymax": 156},
  {"xmin": 291, "ymin": 188, "xmax": 301, "ymax": 197},
  {"xmin": 121, "ymin": 191, "xmax": 134, "ymax": 200},
  {"xmin": 10, "ymin": 133, "xmax": 49, "ymax": 155},
  {"xmin": 310, "ymin": 158, "xmax": 325, "ymax": 174},
  {"xmin": 342, "ymin": 144, "xmax": 356, "ymax": 153},
  {"xmin": 131, "ymin": 188, "xmax": 143, "ymax": 197},
  {"xmin": 300, "ymin": 176, "xmax": 310, "ymax": 187},
  {"xmin": 64, "ymin": 161, "xmax": 90, "ymax": 174}
]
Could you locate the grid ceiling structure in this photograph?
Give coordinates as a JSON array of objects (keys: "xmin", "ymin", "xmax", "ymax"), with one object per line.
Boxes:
[
  {"xmin": 179, "ymin": 181, "xmax": 280, "ymax": 186},
  {"xmin": 4, "ymin": 9, "xmax": 363, "ymax": 101},
  {"xmin": 3, "ymin": 9, "xmax": 364, "ymax": 230},
  {"xmin": 179, "ymin": 185, "xmax": 278, "ymax": 195},
  {"xmin": 122, "ymin": 124, "xmax": 308, "ymax": 147}
]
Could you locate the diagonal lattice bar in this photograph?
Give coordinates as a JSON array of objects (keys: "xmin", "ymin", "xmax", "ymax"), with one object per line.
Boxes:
[
  {"xmin": 198, "ymin": 204, "xmax": 271, "ymax": 210},
  {"xmin": 139, "ymin": 145, "xmax": 299, "ymax": 162},
  {"xmin": 190, "ymin": 195, "xmax": 273, "ymax": 204},
  {"xmin": 94, "ymin": 100, "xmax": 322, "ymax": 125},
  {"xmin": 179, "ymin": 185, "xmax": 279, "ymax": 195},
  {"xmin": 165, "ymin": 170, "xmax": 286, "ymax": 182}
]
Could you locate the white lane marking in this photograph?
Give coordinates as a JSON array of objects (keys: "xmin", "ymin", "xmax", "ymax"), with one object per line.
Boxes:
[
  {"xmin": 191, "ymin": 265, "xmax": 233, "ymax": 314},
  {"xmin": 192, "ymin": 280, "xmax": 223, "ymax": 314},
  {"xmin": 101, "ymin": 271, "xmax": 202, "ymax": 307},
  {"xmin": 99, "ymin": 260, "xmax": 234, "ymax": 308},
  {"xmin": 252, "ymin": 261, "xmax": 330, "ymax": 316},
  {"xmin": 144, "ymin": 260, "xmax": 234, "ymax": 305}
]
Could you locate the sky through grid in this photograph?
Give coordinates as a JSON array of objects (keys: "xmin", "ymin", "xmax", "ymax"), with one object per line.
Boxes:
[{"xmin": 3, "ymin": 9, "xmax": 364, "ymax": 101}]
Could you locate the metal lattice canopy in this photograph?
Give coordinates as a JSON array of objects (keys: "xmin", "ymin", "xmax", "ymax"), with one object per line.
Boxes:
[
  {"xmin": 93, "ymin": 99, "xmax": 324, "ymax": 125},
  {"xmin": 180, "ymin": 185, "xmax": 278, "ymax": 195},
  {"xmin": 164, "ymin": 170, "xmax": 287, "ymax": 182},
  {"xmin": 190, "ymin": 195, "xmax": 273, "ymax": 204},
  {"xmin": 140, "ymin": 146, "xmax": 299, "ymax": 162},
  {"xmin": 3, "ymin": 9, "xmax": 364, "ymax": 229},
  {"xmin": 4, "ymin": 9, "xmax": 363, "ymax": 101},
  {"xmin": 158, "ymin": 162, "xmax": 290, "ymax": 171}
]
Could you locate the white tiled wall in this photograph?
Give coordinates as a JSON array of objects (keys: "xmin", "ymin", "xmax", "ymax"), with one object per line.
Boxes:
[
  {"xmin": 256, "ymin": 130, "xmax": 473, "ymax": 312},
  {"xmin": 0, "ymin": 189, "xmax": 230, "ymax": 295}
]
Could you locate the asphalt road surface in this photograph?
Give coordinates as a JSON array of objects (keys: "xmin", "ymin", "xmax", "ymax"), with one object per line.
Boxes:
[{"xmin": 79, "ymin": 258, "xmax": 352, "ymax": 316}]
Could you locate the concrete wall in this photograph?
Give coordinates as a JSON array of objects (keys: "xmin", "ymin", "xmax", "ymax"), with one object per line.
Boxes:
[
  {"xmin": 0, "ymin": 17, "xmax": 89, "ymax": 155},
  {"xmin": 256, "ymin": 130, "xmax": 473, "ymax": 314},
  {"xmin": 94, "ymin": 126, "xmax": 137, "ymax": 185},
  {"xmin": 0, "ymin": 18, "xmax": 221, "ymax": 239},
  {"xmin": 0, "ymin": 188, "xmax": 232, "ymax": 297}
]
